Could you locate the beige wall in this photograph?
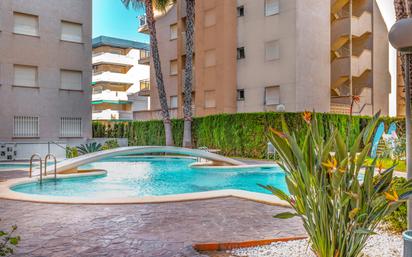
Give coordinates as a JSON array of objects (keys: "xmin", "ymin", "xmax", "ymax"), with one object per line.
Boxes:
[
  {"xmin": 371, "ymin": 2, "xmax": 390, "ymax": 115},
  {"xmin": 0, "ymin": 0, "xmax": 92, "ymax": 141}
]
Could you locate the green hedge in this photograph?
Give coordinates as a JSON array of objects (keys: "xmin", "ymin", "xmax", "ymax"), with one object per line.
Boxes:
[{"xmin": 92, "ymin": 112, "xmax": 405, "ymax": 159}]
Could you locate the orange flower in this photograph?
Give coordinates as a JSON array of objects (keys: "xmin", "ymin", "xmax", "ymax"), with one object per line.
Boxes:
[
  {"xmin": 303, "ymin": 111, "xmax": 312, "ymax": 124},
  {"xmin": 377, "ymin": 160, "xmax": 384, "ymax": 173},
  {"xmin": 269, "ymin": 127, "xmax": 287, "ymax": 138},
  {"xmin": 322, "ymin": 158, "xmax": 337, "ymax": 170},
  {"xmin": 352, "ymin": 95, "xmax": 361, "ymax": 104},
  {"xmin": 384, "ymin": 191, "xmax": 399, "ymax": 202}
]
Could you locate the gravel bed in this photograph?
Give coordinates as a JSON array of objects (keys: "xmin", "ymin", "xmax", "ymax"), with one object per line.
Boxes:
[{"xmin": 229, "ymin": 232, "xmax": 403, "ymax": 257}]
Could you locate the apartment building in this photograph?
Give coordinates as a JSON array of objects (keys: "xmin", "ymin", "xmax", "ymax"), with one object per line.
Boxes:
[
  {"xmin": 137, "ymin": 0, "xmax": 390, "ymax": 119},
  {"xmin": 0, "ymin": 0, "xmax": 92, "ymax": 159},
  {"xmin": 330, "ymin": 0, "xmax": 391, "ymax": 115},
  {"xmin": 92, "ymin": 36, "xmax": 150, "ymax": 121}
]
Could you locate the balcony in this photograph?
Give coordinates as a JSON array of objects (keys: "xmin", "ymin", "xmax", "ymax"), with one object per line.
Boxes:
[
  {"xmin": 331, "ymin": 12, "xmax": 372, "ymax": 49},
  {"xmin": 92, "ymin": 90, "xmax": 129, "ymax": 102},
  {"xmin": 93, "ymin": 71, "xmax": 134, "ymax": 85},
  {"xmin": 93, "ymin": 110, "xmax": 133, "ymax": 121},
  {"xmin": 138, "ymin": 80, "xmax": 151, "ymax": 96},
  {"xmin": 92, "ymin": 52, "xmax": 135, "ymax": 67},
  {"xmin": 138, "ymin": 15, "xmax": 149, "ymax": 34},
  {"xmin": 138, "ymin": 50, "xmax": 151, "ymax": 65},
  {"xmin": 331, "ymin": 49, "xmax": 372, "ymax": 89}
]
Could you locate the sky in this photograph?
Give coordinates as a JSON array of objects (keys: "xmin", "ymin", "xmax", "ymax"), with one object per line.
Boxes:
[{"xmin": 92, "ymin": 0, "xmax": 149, "ymax": 43}]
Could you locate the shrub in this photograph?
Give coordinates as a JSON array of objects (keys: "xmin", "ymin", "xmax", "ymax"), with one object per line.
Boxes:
[
  {"xmin": 65, "ymin": 146, "xmax": 79, "ymax": 159},
  {"xmin": 101, "ymin": 139, "xmax": 120, "ymax": 150},
  {"xmin": 263, "ymin": 112, "xmax": 412, "ymax": 257},
  {"xmin": 92, "ymin": 113, "xmax": 404, "ymax": 159},
  {"xmin": 0, "ymin": 220, "xmax": 20, "ymax": 256},
  {"xmin": 76, "ymin": 142, "xmax": 102, "ymax": 155}
]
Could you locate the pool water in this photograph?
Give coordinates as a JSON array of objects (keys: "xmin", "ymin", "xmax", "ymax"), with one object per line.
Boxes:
[
  {"xmin": 11, "ymin": 156, "xmax": 288, "ymax": 198},
  {"xmin": 0, "ymin": 163, "xmax": 32, "ymax": 169}
]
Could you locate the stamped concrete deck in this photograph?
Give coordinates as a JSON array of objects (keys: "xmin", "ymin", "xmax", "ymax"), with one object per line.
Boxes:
[{"xmin": 0, "ymin": 163, "xmax": 304, "ymax": 257}]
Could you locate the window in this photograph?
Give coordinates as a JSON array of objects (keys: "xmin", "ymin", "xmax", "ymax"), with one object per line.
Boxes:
[
  {"xmin": 204, "ymin": 9, "xmax": 216, "ymax": 27},
  {"xmin": 265, "ymin": 86, "xmax": 280, "ymax": 105},
  {"xmin": 14, "ymin": 65, "xmax": 37, "ymax": 87},
  {"xmin": 61, "ymin": 70, "xmax": 82, "ymax": 90},
  {"xmin": 170, "ymin": 60, "xmax": 178, "ymax": 75},
  {"xmin": 237, "ymin": 89, "xmax": 245, "ymax": 101},
  {"xmin": 237, "ymin": 6, "xmax": 245, "ymax": 17},
  {"xmin": 60, "ymin": 117, "xmax": 82, "ymax": 137},
  {"xmin": 13, "ymin": 12, "xmax": 39, "ymax": 36},
  {"xmin": 237, "ymin": 47, "xmax": 245, "ymax": 59},
  {"xmin": 205, "ymin": 50, "xmax": 216, "ymax": 67},
  {"xmin": 61, "ymin": 21, "xmax": 82, "ymax": 43},
  {"xmin": 13, "ymin": 116, "xmax": 39, "ymax": 138},
  {"xmin": 170, "ymin": 96, "xmax": 178, "ymax": 108},
  {"xmin": 204, "ymin": 90, "xmax": 216, "ymax": 108},
  {"xmin": 170, "ymin": 23, "xmax": 178, "ymax": 40},
  {"xmin": 265, "ymin": 0, "xmax": 280, "ymax": 16},
  {"xmin": 265, "ymin": 40, "xmax": 280, "ymax": 61}
]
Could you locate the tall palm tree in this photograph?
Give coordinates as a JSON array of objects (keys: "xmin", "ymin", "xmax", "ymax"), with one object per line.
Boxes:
[
  {"xmin": 121, "ymin": 0, "xmax": 175, "ymax": 146},
  {"xmin": 394, "ymin": 0, "xmax": 412, "ymax": 229},
  {"xmin": 182, "ymin": 0, "xmax": 195, "ymax": 148}
]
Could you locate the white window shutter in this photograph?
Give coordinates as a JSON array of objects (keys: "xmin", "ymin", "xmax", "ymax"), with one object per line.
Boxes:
[
  {"xmin": 61, "ymin": 21, "xmax": 82, "ymax": 43},
  {"xmin": 265, "ymin": 0, "xmax": 280, "ymax": 16},
  {"xmin": 265, "ymin": 86, "xmax": 280, "ymax": 105},
  {"xmin": 14, "ymin": 65, "xmax": 37, "ymax": 87},
  {"xmin": 170, "ymin": 96, "xmax": 178, "ymax": 108},
  {"xmin": 265, "ymin": 40, "xmax": 280, "ymax": 61},
  {"xmin": 61, "ymin": 70, "xmax": 82, "ymax": 90},
  {"xmin": 13, "ymin": 13, "xmax": 39, "ymax": 36}
]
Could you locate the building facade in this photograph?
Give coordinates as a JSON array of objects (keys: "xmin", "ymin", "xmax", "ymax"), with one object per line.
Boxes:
[
  {"xmin": 0, "ymin": 0, "xmax": 92, "ymax": 157},
  {"xmin": 138, "ymin": 0, "xmax": 390, "ymax": 119},
  {"xmin": 92, "ymin": 36, "xmax": 150, "ymax": 121}
]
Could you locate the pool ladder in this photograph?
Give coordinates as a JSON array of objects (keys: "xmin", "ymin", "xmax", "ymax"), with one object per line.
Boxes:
[{"xmin": 29, "ymin": 153, "xmax": 57, "ymax": 184}]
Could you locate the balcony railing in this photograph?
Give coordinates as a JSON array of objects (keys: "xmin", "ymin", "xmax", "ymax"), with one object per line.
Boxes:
[
  {"xmin": 93, "ymin": 110, "xmax": 133, "ymax": 121},
  {"xmin": 138, "ymin": 15, "xmax": 148, "ymax": 33},
  {"xmin": 92, "ymin": 52, "xmax": 135, "ymax": 66},
  {"xmin": 138, "ymin": 50, "xmax": 151, "ymax": 65},
  {"xmin": 92, "ymin": 90, "xmax": 129, "ymax": 102}
]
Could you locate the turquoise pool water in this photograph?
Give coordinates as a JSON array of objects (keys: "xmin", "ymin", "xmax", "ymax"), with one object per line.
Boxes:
[
  {"xmin": 11, "ymin": 156, "xmax": 288, "ymax": 198},
  {"xmin": 0, "ymin": 163, "xmax": 31, "ymax": 169}
]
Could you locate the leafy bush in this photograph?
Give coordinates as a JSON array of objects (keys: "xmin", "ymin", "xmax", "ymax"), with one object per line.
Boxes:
[
  {"xmin": 92, "ymin": 112, "xmax": 405, "ymax": 159},
  {"xmin": 263, "ymin": 112, "xmax": 412, "ymax": 257},
  {"xmin": 76, "ymin": 142, "xmax": 102, "ymax": 155},
  {"xmin": 101, "ymin": 139, "xmax": 120, "ymax": 150},
  {"xmin": 65, "ymin": 146, "xmax": 79, "ymax": 159},
  {"xmin": 0, "ymin": 220, "xmax": 20, "ymax": 256},
  {"xmin": 383, "ymin": 177, "xmax": 408, "ymax": 233}
]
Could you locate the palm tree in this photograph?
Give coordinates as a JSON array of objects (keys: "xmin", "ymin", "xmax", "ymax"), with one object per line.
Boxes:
[
  {"xmin": 121, "ymin": 0, "xmax": 175, "ymax": 146},
  {"xmin": 182, "ymin": 0, "xmax": 195, "ymax": 148},
  {"xmin": 394, "ymin": 0, "xmax": 412, "ymax": 229}
]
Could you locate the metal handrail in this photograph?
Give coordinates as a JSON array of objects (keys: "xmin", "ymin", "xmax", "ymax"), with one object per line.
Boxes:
[
  {"xmin": 29, "ymin": 154, "xmax": 42, "ymax": 180},
  {"xmin": 44, "ymin": 153, "xmax": 57, "ymax": 180}
]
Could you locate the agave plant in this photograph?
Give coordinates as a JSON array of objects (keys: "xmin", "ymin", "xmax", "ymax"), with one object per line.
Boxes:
[
  {"xmin": 76, "ymin": 142, "xmax": 102, "ymax": 155},
  {"xmin": 263, "ymin": 112, "xmax": 412, "ymax": 257}
]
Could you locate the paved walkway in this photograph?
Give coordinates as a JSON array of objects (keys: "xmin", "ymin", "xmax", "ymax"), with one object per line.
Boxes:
[{"xmin": 0, "ymin": 164, "xmax": 304, "ymax": 257}]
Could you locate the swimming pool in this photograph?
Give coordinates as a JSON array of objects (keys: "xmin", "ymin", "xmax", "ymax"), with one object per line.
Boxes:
[
  {"xmin": 10, "ymin": 156, "xmax": 288, "ymax": 199},
  {"xmin": 0, "ymin": 163, "xmax": 32, "ymax": 169}
]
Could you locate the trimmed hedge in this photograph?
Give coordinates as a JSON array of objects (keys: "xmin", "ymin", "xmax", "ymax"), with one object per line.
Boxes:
[{"xmin": 92, "ymin": 112, "xmax": 405, "ymax": 159}]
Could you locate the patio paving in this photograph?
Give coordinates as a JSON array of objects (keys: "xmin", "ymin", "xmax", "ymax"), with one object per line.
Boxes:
[{"xmin": 0, "ymin": 166, "xmax": 304, "ymax": 257}]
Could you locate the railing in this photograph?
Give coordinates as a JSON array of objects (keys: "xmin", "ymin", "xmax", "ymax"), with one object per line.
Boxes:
[{"xmin": 139, "ymin": 80, "xmax": 150, "ymax": 91}]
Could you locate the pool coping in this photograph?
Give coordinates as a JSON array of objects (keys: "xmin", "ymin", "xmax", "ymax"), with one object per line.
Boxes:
[{"xmin": 0, "ymin": 171, "xmax": 289, "ymax": 206}]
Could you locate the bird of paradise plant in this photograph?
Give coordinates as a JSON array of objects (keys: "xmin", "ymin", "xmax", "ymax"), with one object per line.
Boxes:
[{"xmin": 262, "ymin": 111, "xmax": 412, "ymax": 257}]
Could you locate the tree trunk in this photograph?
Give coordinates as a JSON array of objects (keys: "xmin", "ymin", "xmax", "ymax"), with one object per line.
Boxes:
[
  {"xmin": 145, "ymin": 0, "xmax": 174, "ymax": 146},
  {"xmin": 394, "ymin": 0, "xmax": 412, "ymax": 230},
  {"xmin": 182, "ymin": 0, "xmax": 195, "ymax": 148}
]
